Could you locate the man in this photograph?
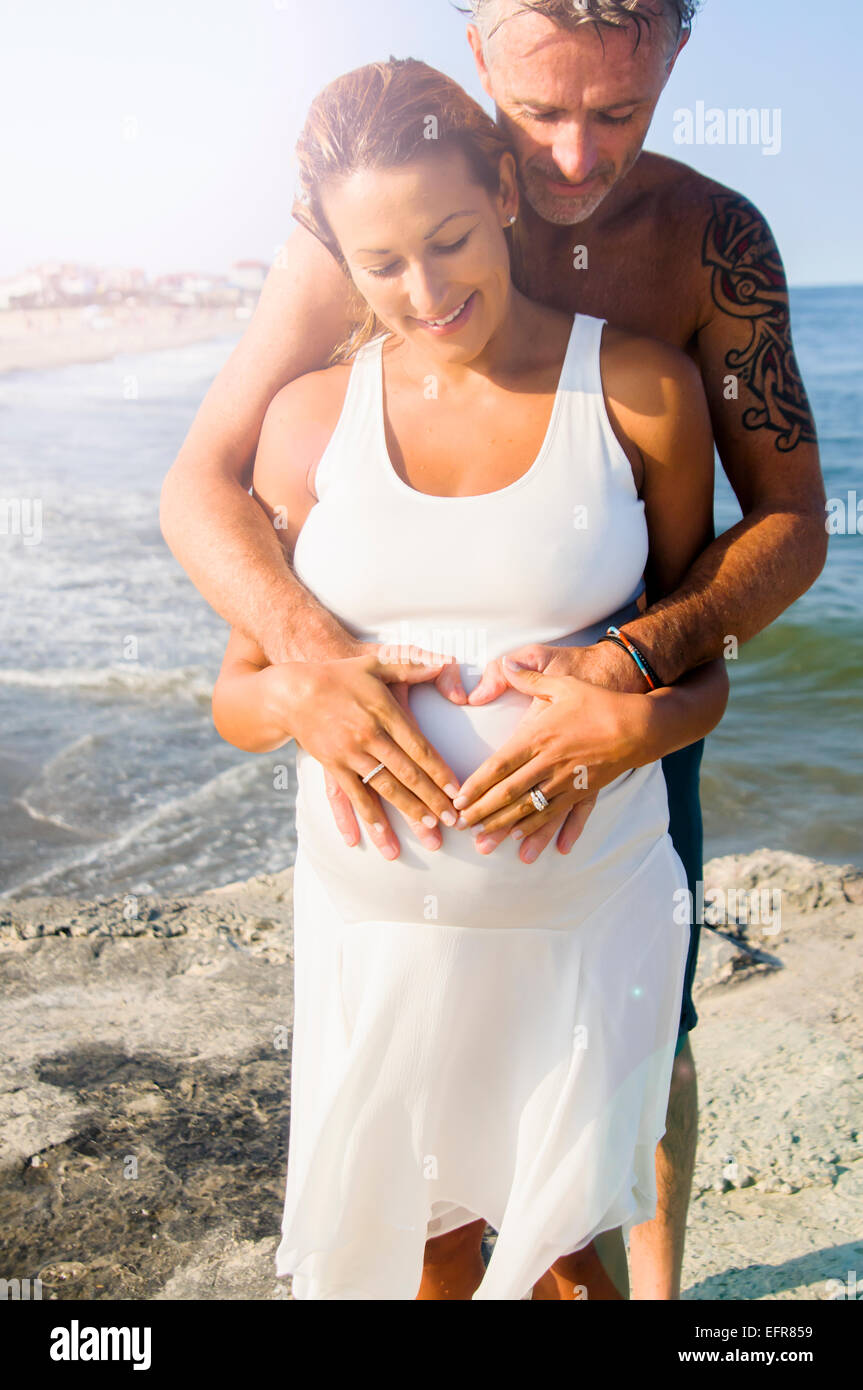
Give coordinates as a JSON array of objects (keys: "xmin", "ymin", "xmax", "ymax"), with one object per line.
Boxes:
[{"xmin": 160, "ymin": 0, "xmax": 826, "ymax": 1299}]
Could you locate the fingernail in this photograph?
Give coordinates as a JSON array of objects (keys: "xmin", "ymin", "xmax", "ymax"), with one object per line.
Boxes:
[
  {"xmin": 441, "ymin": 811, "xmax": 457, "ymax": 827},
  {"xmin": 422, "ymin": 815, "xmax": 438, "ymax": 829},
  {"xmin": 373, "ymin": 823, "xmax": 385, "ymax": 835},
  {"xmin": 456, "ymin": 815, "xmax": 469, "ymax": 830},
  {"xmin": 382, "ymin": 843, "xmax": 398, "ymax": 860},
  {"xmin": 343, "ymin": 834, "xmax": 358, "ymax": 847},
  {"xmin": 522, "ymin": 846, "xmax": 538, "ymax": 863},
  {"xmin": 453, "ymin": 795, "xmax": 467, "ymax": 810},
  {"xmin": 512, "ymin": 828, "xmax": 524, "ymax": 841},
  {"xmin": 444, "ymin": 784, "xmax": 460, "ymax": 799},
  {"xmin": 476, "ymin": 836, "xmax": 492, "ymax": 853}
]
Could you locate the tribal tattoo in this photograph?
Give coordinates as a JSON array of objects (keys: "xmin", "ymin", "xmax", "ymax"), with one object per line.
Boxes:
[{"xmin": 702, "ymin": 193, "xmax": 816, "ymax": 453}]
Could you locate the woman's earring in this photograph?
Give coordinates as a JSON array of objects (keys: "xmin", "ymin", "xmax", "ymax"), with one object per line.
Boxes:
[{"xmin": 507, "ymin": 214, "xmax": 517, "ymax": 226}]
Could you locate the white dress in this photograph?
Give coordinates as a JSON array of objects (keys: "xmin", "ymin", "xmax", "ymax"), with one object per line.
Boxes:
[{"xmin": 275, "ymin": 314, "xmax": 690, "ymax": 1299}]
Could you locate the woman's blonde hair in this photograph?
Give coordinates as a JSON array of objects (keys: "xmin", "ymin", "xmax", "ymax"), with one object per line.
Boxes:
[{"xmin": 293, "ymin": 57, "xmax": 523, "ymax": 363}]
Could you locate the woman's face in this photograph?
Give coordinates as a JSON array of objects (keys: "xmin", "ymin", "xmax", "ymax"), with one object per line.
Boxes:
[{"xmin": 320, "ymin": 145, "xmax": 519, "ymax": 362}]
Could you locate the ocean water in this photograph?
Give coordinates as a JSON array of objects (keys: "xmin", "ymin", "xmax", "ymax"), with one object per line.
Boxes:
[{"xmin": 0, "ymin": 289, "xmax": 860, "ymax": 900}]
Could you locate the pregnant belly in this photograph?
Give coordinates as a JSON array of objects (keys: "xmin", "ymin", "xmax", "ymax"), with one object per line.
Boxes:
[
  {"xmin": 295, "ymin": 679, "xmax": 669, "ymax": 931},
  {"xmin": 407, "ymin": 680, "xmax": 533, "ymax": 785}
]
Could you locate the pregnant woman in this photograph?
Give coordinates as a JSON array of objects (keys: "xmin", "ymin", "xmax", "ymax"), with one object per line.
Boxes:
[{"xmin": 211, "ymin": 58, "xmax": 728, "ymax": 1300}]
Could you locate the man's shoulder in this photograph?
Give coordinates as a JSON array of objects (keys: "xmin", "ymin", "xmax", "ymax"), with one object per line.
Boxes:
[
  {"xmin": 630, "ymin": 153, "xmax": 785, "ymax": 329},
  {"xmin": 635, "ymin": 151, "xmax": 774, "ymax": 241}
]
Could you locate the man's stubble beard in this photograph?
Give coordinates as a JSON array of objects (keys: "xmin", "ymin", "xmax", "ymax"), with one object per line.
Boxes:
[
  {"xmin": 519, "ymin": 167, "xmax": 614, "ymax": 226},
  {"xmin": 516, "ymin": 144, "xmax": 644, "ymax": 228}
]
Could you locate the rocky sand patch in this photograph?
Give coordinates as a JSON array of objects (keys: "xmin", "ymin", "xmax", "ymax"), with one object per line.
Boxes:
[{"xmin": 1, "ymin": 850, "xmax": 861, "ymax": 1300}]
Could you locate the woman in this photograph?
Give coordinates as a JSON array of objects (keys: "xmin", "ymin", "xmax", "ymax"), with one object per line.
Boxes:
[{"xmin": 211, "ymin": 58, "xmax": 728, "ymax": 1300}]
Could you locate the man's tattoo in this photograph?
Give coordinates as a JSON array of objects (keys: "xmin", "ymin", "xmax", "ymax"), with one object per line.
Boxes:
[{"xmin": 703, "ymin": 193, "xmax": 816, "ymax": 453}]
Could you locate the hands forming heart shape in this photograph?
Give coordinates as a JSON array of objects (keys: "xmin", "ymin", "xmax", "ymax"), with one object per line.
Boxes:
[{"xmin": 360, "ymin": 641, "xmax": 645, "ymax": 864}]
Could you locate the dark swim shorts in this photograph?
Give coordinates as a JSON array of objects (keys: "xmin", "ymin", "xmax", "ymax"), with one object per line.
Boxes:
[{"xmin": 661, "ymin": 738, "xmax": 705, "ymax": 1059}]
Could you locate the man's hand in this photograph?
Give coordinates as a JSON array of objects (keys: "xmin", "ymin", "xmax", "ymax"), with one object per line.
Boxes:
[
  {"xmin": 467, "ymin": 639, "xmax": 649, "ymax": 703},
  {"xmin": 264, "ymin": 646, "xmax": 463, "ymax": 859},
  {"xmin": 454, "ymin": 645, "xmax": 651, "ymax": 864}
]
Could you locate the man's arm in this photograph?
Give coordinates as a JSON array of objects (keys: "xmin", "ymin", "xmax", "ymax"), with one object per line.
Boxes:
[
  {"xmin": 159, "ymin": 225, "xmax": 358, "ymax": 666},
  {"xmin": 456, "ymin": 191, "xmax": 825, "ymax": 859},
  {"xmin": 606, "ymin": 190, "xmax": 827, "ymax": 687}
]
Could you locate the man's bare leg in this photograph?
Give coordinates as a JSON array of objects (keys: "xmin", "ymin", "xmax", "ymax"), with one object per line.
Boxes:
[
  {"xmin": 628, "ymin": 1036, "xmax": 698, "ymax": 1300},
  {"xmin": 532, "ymin": 1229, "xmax": 628, "ymax": 1300}
]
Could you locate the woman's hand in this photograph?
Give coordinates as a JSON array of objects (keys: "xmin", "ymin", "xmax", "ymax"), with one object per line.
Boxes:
[
  {"xmin": 454, "ymin": 650, "xmax": 649, "ymax": 861},
  {"xmin": 261, "ymin": 647, "xmax": 464, "ymax": 858}
]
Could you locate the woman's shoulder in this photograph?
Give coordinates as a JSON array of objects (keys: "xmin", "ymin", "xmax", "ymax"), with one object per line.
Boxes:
[
  {"xmin": 599, "ymin": 325, "xmax": 704, "ymax": 413},
  {"xmin": 598, "ymin": 325, "xmax": 713, "ymax": 487},
  {"xmin": 254, "ymin": 361, "xmax": 356, "ymax": 507},
  {"xmin": 263, "ymin": 360, "xmax": 354, "ymax": 436}
]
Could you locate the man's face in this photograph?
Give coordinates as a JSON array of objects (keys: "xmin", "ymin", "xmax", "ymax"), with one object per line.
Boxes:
[{"xmin": 469, "ymin": 6, "xmax": 685, "ymax": 225}]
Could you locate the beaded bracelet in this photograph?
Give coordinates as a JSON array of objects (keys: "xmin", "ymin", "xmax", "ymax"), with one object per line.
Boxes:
[{"xmin": 598, "ymin": 626, "xmax": 663, "ymax": 691}]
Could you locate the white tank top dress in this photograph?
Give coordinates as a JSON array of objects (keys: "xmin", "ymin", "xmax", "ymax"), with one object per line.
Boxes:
[{"xmin": 276, "ymin": 313, "xmax": 690, "ymax": 1300}]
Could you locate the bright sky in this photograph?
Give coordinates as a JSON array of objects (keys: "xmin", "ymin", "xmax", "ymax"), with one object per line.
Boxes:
[{"xmin": 2, "ymin": 0, "xmax": 859, "ymax": 286}]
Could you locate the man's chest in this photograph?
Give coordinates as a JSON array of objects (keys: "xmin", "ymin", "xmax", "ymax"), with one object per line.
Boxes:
[{"xmin": 519, "ymin": 225, "xmax": 700, "ymax": 353}]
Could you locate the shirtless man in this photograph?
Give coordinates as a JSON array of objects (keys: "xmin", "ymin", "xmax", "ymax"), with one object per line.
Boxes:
[{"xmin": 159, "ymin": 0, "xmax": 826, "ymax": 1300}]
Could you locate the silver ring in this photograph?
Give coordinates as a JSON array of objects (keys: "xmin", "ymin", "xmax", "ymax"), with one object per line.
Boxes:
[
  {"xmin": 529, "ymin": 786, "xmax": 550, "ymax": 813},
  {"xmin": 361, "ymin": 762, "xmax": 386, "ymax": 786}
]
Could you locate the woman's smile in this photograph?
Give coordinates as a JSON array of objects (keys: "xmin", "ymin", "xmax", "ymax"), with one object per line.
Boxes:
[{"xmin": 411, "ymin": 291, "xmax": 479, "ymax": 336}]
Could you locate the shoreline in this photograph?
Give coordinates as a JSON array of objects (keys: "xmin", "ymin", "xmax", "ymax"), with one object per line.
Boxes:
[
  {"xmin": 0, "ymin": 304, "xmax": 246, "ymax": 376},
  {"xmin": 1, "ymin": 847, "xmax": 861, "ymax": 1300}
]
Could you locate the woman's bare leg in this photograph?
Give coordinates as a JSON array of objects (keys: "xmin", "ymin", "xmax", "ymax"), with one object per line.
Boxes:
[{"xmin": 415, "ymin": 1217, "xmax": 488, "ymax": 1300}]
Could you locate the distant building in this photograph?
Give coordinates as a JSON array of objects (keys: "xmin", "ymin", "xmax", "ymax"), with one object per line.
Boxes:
[
  {"xmin": 0, "ymin": 270, "xmax": 43, "ymax": 310},
  {"xmin": 230, "ymin": 260, "xmax": 269, "ymax": 293},
  {"xmin": 151, "ymin": 271, "xmax": 235, "ymax": 307},
  {"xmin": 100, "ymin": 267, "xmax": 148, "ymax": 296},
  {"xmin": 0, "ymin": 257, "xmax": 268, "ymax": 311}
]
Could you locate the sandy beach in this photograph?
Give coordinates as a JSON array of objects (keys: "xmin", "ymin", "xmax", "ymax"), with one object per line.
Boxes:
[
  {"xmin": 0, "ymin": 305, "xmax": 245, "ymax": 375},
  {"xmin": 1, "ymin": 847, "xmax": 860, "ymax": 1301}
]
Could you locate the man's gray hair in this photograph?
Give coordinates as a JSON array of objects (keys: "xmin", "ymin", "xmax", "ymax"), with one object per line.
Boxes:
[{"xmin": 466, "ymin": 0, "xmax": 700, "ymax": 47}]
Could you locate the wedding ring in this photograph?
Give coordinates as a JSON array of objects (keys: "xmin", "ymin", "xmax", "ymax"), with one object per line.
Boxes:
[
  {"xmin": 361, "ymin": 762, "xmax": 387, "ymax": 785},
  {"xmin": 529, "ymin": 786, "xmax": 550, "ymax": 813}
]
